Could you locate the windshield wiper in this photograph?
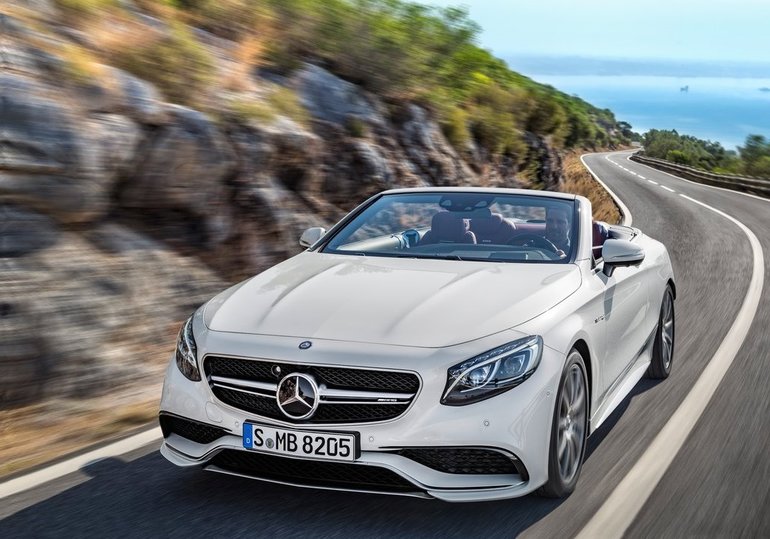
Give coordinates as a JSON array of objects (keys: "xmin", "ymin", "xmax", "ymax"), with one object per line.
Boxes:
[{"xmin": 432, "ymin": 254, "xmax": 465, "ymax": 261}]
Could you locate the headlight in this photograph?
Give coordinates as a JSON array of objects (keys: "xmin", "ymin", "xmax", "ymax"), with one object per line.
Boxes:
[
  {"xmin": 175, "ymin": 315, "xmax": 201, "ymax": 381},
  {"xmin": 441, "ymin": 335, "xmax": 543, "ymax": 405}
]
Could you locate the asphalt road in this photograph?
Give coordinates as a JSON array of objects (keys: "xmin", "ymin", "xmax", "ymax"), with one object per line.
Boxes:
[{"xmin": 2, "ymin": 151, "xmax": 768, "ymax": 538}]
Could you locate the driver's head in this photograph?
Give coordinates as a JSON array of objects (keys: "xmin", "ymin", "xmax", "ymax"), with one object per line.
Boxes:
[{"xmin": 545, "ymin": 206, "xmax": 570, "ymax": 247}]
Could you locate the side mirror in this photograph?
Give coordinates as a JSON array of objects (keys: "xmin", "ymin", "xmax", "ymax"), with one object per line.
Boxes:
[
  {"xmin": 602, "ymin": 239, "xmax": 645, "ymax": 277},
  {"xmin": 299, "ymin": 227, "xmax": 327, "ymax": 248}
]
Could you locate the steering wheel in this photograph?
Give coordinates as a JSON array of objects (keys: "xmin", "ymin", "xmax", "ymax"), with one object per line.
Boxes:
[
  {"xmin": 509, "ymin": 233, "xmax": 560, "ymax": 253},
  {"xmin": 401, "ymin": 229, "xmax": 421, "ymax": 248}
]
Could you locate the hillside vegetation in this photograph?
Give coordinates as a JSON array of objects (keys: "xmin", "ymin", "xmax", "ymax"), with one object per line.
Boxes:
[
  {"xmin": 52, "ymin": 0, "xmax": 632, "ymax": 160},
  {"xmin": 642, "ymin": 130, "xmax": 770, "ymax": 178}
]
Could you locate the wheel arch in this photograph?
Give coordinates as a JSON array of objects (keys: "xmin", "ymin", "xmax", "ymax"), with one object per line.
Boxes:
[
  {"xmin": 570, "ymin": 338, "xmax": 592, "ymax": 421},
  {"xmin": 667, "ymin": 278, "xmax": 677, "ymax": 299}
]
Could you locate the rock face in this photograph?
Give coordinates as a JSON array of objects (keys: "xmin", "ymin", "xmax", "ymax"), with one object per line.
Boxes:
[
  {"xmin": 293, "ymin": 64, "xmax": 387, "ymax": 128},
  {"xmin": 1, "ymin": 13, "xmax": 566, "ymax": 406},
  {"xmin": 118, "ymin": 105, "xmax": 236, "ymax": 249},
  {"xmin": 1, "ymin": 74, "xmax": 141, "ymax": 223},
  {"xmin": 0, "ymin": 217, "xmax": 224, "ymax": 405}
]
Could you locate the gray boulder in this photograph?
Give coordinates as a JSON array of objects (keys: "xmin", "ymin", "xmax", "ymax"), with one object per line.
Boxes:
[
  {"xmin": 399, "ymin": 104, "xmax": 475, "ymax": 185},
  {"xmin": 0, "ymin": 205, "xmax": 60, "ymax": 257},
  {"xmin": 293, "ymin": 64, "xmax": 386, "ymax": 128},
  {"xmin": 109, "ymin": 67, "xmax": 168, "ymax": 125},
  {"xmin": 119, "ymin": 105, "xmax": 236, "ymax": 247},
  {"xmin": 1, "ymin": 73, "xmax": 141, "ymax": 223}
]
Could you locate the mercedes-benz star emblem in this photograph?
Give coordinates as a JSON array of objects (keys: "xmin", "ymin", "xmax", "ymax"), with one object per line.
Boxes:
[
  {"xmin": 276, "ymin": 373, "xmax": 319, "ymax": 420},
  {"xmin": 299, "ymin": 341, "xmax": 312, "ymax": 350}
]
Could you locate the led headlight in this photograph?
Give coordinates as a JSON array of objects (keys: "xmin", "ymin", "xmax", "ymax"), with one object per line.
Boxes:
[
  {"xmin": 175, "ymin": 315, "xmax": 201, "ymax": 381},
  {"xmin": 442, "ymin": 335, "xmax": 543, "ymax": 405}
]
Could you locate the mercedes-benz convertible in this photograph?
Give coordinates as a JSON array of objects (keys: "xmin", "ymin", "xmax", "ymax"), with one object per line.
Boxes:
[{"xmin": 159, "ymin": 187, "xmax": 676, "ymax": 501}]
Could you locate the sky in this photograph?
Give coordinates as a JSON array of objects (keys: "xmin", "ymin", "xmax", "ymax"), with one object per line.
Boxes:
[{"xmin": 422, "ymin": 0, "xmax": 770, "ymax": 63}]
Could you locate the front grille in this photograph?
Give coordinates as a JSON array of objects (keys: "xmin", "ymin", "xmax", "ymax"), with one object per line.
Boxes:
[
  {"xmin": 204, "ymin": 356, "xmax": 420, "ymax": 424},
  {"xmin": 206, "ymin": 356, "xmax": 419, "ymax": 393},
  {"xmin": 312, "ymin": 403, "xmax": 411, "ymax": 422},
  {"xmin": 397, "ymin": 447, "xmax": 527, "ymax": 478},
  {"xmin": 312, "ymin": 366, "xmax": 418, "ymax": 392},
  {"xmin": 159, "ymin": 414, "xmax": 228, "ymax": 444},
  {"xmin": 209, "ymin": 449, "xmax": 418, "ymax": 493}
]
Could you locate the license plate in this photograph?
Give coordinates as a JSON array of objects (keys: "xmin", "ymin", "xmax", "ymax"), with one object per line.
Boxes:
[{"xmin": 243, "ymin": 423, "xmax": 358, "ymax": 462}]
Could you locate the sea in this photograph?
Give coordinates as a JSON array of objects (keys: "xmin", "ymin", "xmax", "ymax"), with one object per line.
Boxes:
[{"xmin": 529, "ymin": 75, "xmax": 770, "ymax": 151}]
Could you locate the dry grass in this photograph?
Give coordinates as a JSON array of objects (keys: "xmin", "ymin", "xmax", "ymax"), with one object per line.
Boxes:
[
  {"xmin": 87, "ymin": 10, "xmax": 159, "ymax": 54},
  {"xmin": 227, "ymin": 87, "xmax": 309, "ymax": 126},
  {"xmin": 561, "ymin": 152, "xmax": 622, "ymax": 224},
  {"xmin": 220, "ymin": 34, "xmax": 268, "ymax": 92},
  {"xmin": 60, "ymin": 42, "xmax": 111, "ymax": 84},
  {"xmin": 0, "ymin": 397, "xmax": 159, "ymax": 478}
]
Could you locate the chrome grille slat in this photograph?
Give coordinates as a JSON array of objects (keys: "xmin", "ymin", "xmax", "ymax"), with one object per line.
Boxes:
[
  {"xmin": 211, "ymin": 383, "xmax": 275, "ymax": 399},
  {"xmin": 318, "ymin": 386, "xmax": 413, "ymax": 402},
  {"xmin": 204, "ymin": 355, "xmax": 420, "ymax": 424},
  {"xmin": 210, "ymin": 375, "xmax": 277, "ymax": 392},
  {"xmin": 316, "ymin": 400, "xmax": 409, "ymax": 405}
]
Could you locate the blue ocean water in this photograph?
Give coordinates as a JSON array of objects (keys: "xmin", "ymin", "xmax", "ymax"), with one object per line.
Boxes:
[{"xmin": 532, "ymin": 75, "xmax": 770, "ymax": 150}]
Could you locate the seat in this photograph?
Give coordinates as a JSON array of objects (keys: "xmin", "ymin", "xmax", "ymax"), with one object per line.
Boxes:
[
  {"xmin": 470, "ymin": 211, "xmax": 517, "ymax": 245},
  {"xmin": 421, "ymin": 212, "xmax": 476, "ymax": 245},
  {"xmin": 592, "ymin": 221, "xmax": 609, "ymax": 259}
]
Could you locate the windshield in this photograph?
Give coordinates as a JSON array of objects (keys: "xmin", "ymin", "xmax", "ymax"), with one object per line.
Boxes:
[{"xmin": 321, "ymin": 192, "xmax": 577, "ymax": 263}]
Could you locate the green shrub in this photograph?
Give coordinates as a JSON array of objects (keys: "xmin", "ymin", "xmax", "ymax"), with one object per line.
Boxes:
[
  {"xmin": 54, "ymin": 0, "xmax": 116, "ymax": 18},
  {"xmin": 665, "ymin": 149, "xmax": 692, "ymax": 165},
  {"xmin": 110, "ymin": 21, "xmax": 213, "ymax": 107},
  {"xmin": 174, "ymin": 0, "xmax": 273, "ymax": 40},
  {"xmin": 439, "ymin": 104, "xmax": 470, "ymax": 149},
  {"xmin": 345, "ymin": 117, "xmax": 367, "ymax": 138},
  {"xmin": 228, "ymin": 98, "xmax": 276, "ymax": 124},
  {"xmin": 267, "ymin": 87, "xmax": 309, "ymax": 125},
  {"xmin": 748, "ymin": 156, "xmax": 770, "ymax": 178},
  {"xmin": 227, "ymin": 87, "xmax": 309, "ymax": 126}
]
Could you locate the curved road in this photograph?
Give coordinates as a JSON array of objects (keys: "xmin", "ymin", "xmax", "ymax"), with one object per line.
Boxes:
[{"xmin": 2, "ymin": 151, "xmax": 769, "ymax": 537}]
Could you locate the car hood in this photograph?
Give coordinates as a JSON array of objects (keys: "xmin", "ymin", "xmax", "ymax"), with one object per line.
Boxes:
[{"xmin": 205, "ymin": 253, "xmax": 581, "ymax": 348}]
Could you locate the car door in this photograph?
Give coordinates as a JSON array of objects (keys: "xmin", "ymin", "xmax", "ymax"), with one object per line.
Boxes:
[{"xmin": 593, "ymin": 261, "xmax": 651, "ymax": 401}]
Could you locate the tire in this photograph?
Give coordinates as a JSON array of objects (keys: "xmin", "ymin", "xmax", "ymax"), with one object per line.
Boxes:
[
  {"xmin": 538, "ymin": 349, "xmax": 588, "ymax": 498},
  {"xmin": 646, "ymin": 285, "xmax": 675, "ymax": 379}
]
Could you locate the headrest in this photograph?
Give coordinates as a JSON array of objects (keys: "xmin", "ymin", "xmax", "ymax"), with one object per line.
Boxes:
[
  {"xmin": 431, "ymin": 211, "xmax": 470, "ymax": 238},
  {"xmin": 470, "ymin": 212, "xmax": 504, "ymax": 234}
]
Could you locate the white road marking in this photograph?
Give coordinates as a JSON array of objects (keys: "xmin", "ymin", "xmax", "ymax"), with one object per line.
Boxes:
[
  {"xmin": 580, "ymin": 153, "xmax": 633, "ymax": 226},
  {"xmin": 577, "ymin": 169, "xmax": 765, "ymax": 539},
  {"xmin": 638, "ymin": 175, "xmax": 646, "ymax": 180},
  {"xmin": 0, "ymin": 428, "xmax": 162, "ymax": 500},
  {"xmin": 661, "ymin": 185, "xmax": 676, "ymax": 193},
  {"xmin": 648, "ymin": 180, "xmax": 658, "ymax": 185}
]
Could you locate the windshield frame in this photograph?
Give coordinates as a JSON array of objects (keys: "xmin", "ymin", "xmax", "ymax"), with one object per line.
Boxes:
[{"xmin": 315, "ymin": 191, "xmax": 581, "ymax": 265}]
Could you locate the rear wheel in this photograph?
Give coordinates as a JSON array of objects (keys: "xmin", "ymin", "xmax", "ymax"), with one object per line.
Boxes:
[
  {"xmin": 647, "ymin": 285, "xmax": 675, "ymax": 379},
  {"xmin": 538, "ymin": 349, "xmax": 588, "ymax": 498}
]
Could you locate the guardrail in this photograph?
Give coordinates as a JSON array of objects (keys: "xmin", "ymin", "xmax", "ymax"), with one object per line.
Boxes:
[{"xmin": 629, "ymin": 154, "xmax": 770, "ymax": 198}]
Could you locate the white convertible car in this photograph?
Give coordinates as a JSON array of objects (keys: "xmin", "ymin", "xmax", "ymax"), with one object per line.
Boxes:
[{"xmin": 159, "ymin": 187, "xmax": 676, "ymax": 501}]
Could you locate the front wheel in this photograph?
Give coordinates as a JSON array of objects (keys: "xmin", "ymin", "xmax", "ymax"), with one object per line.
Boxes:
[
  {"xmin": 647, "ymin": 285, "xmax": 675, "ymax": 379},
  {"xmin": 538, "ymin": 349, "xmax": 588, "ymax": 498}
]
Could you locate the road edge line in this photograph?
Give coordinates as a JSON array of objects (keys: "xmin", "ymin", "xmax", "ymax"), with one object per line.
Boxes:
[
  {"xmin": 580, "ymin": 153, "xmax": 633, "ymax": 226},
  {"xmin": 576, "ymin": 191, "xmax": 764, "ymax": 538},
  {"xmin": 0, "ymin": 427, "xmax": 162, "ymax": 500}
]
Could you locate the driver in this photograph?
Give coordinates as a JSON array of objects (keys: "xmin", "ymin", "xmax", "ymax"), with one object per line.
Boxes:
[{"xmin": 545, "ymin": 206, "xmax": 571, "ymax": 256}]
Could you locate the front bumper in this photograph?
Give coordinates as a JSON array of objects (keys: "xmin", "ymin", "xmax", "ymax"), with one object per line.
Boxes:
[{"xmin": 159, "ymin": 330, "xmax": 563, "ymax": 502}]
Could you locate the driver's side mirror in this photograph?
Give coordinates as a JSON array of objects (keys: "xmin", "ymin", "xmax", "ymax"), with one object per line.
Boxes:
[
  {"xmin": 602, "ymin": 239, "xmax": 645, "ymax": 277},
  {"xmin": 300, "ymin": 227, "xmax": 327, "ymax": 248}
]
